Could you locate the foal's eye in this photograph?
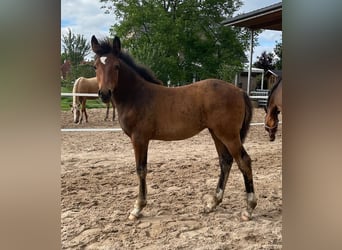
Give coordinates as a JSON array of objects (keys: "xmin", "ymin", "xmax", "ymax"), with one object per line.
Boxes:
[{"xmin": 93, "ymin": 66, "xmax": 97, "ymax": 70}]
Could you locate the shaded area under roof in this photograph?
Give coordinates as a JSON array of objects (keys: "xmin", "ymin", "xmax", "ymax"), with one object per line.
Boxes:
[{"xmin": 222, "ymin": 2, "xmax": 282, "ymax": 31}]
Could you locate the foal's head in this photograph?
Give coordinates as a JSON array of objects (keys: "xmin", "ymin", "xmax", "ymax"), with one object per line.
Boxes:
[
  {"xmin": 91, "ymin": 35, "xmax": 121, "ymax": 103},
  {"xmin": 264, "ymin": 77, "xmax": 282, "ymax": 141},
  {"xmin": 264, "ymin": 106, "xmax": 280, "ymax": 141}
]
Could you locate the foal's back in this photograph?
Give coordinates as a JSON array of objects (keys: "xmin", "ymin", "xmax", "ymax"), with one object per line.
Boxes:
[{"xmin": 151, "ymin": 79, "xmax": 245, "ymax": 117}]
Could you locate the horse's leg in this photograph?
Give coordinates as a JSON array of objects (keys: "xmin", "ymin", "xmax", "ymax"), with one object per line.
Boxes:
[
  {"xmin": 111, "ymin": 99, "xmax": 115, "ymax": 121},
  {"xmin": 226, "ymin": 139, "xmax": 257, "ymax": 220},
  {"xmin": 128, "ymin": 136, "xmax": 149, "ymax": 220},
  {"xmin": 83, "ymin": 99, "xmax": 89, "ymax": 123},
  {"xmin": 104, "ymin": 103, "xmax": 109, "ymax": 121},
  {"xmin": 78, "ymin": 98, "xmax": 84, "ymax": 124},
  {"xmin": 204, "ymin": 130, "xmax": 233, "ymax": 212}
]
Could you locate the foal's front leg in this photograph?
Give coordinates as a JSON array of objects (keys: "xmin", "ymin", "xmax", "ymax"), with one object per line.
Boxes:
[
  {"xmin": 128, "ymin": 137, "xmax": 149, "ymax": 220},
  {"xmin": 104, "ymin": 103, "xmax": 109, "ymax": 121}
]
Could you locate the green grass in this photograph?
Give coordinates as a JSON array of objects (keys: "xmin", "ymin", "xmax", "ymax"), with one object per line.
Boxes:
[{"xmin": 60, "ymin": 85, "xmax": 108, "ymax": 111}]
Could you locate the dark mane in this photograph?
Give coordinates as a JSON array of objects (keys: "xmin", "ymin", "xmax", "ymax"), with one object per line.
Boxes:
[
  {"xmin": 96, "ymin": 38, "xmax": 163, "ymax": 85},
  {"xmin": 267, "ymin": 76, "xmax": 282, "ymax": 107},
  {"xmin": 119, "ymin": 52, "xmax": 163, "ymax": 85}
]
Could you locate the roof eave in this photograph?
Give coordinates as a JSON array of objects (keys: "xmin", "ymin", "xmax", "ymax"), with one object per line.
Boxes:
[{"xmin": 221, "ymin": 2, "xmax": 282, "ymax": 31}]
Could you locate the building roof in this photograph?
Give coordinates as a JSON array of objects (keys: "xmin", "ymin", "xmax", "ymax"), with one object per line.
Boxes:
[
  {"xmin": 242, "ymin": 65, "xmax": 264, "ymax": 73},
  {"xmin": 221, "ymin": 2, "xmax": 282, "ymax": 31},
  {"xmin": 266, "ymin": 69, "xmax": 282, "ymax": 77}
]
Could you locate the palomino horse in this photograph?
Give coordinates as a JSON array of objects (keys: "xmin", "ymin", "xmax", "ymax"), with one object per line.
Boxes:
[
  {"xmin": 91, "ymin": 35, "xmax": 257, "ymax": 221},
  {"xmin": 264, "ymin": 77, "xmax": 282, "ymax": 141},
  {"xmin": 71, "ymin": 77, "xmax": 116, "ymax": 124}
]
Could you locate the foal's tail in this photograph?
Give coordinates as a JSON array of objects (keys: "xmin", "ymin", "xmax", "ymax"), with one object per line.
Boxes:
[{"xmin": 240, "ymin": 91, "xmax": 253, "ymax": 143}]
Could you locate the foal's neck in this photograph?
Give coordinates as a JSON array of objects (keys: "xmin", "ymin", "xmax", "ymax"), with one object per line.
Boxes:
[{"xmin": 114, "ymin": 60, "xmax": 148, "ymax": 105}]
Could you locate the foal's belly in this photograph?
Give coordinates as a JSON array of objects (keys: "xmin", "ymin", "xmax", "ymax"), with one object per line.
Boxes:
[{"xmin": 152, "ymin": 121, "xmax": 205, "ymax": 141}]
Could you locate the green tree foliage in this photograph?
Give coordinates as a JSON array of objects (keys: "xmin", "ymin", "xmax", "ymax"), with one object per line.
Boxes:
[
  {"xmin": 253, "ymin": 39, "xmax": 282, "ymax": 72},
  {"xmin": 72, "ymin": 63, "xmax": 96, "ymax": 79},
  {"xmin": 61, "ymin": 29, "xmax": 94, "ymax": 84},
  {"xmin": 60, "ymin": 52, "xmax": 68, "ymax": 65},
  {"xmin": 61, "ymin": 28, "xmax": 91, "ymax": 66},
  {"xmin": 273, "ymin": 40, "xmax": 282, "ymax": 70},
  {"xmin": 100, "ymin": 0, "xmax": 249, "ymax": 85},
  {"xmin": 253, "ymin": 51, "xmax": 275, "ymax": 72},
  {"xmin": 60, "ymin": 60, "xmax": 96, "ymax": 86}
]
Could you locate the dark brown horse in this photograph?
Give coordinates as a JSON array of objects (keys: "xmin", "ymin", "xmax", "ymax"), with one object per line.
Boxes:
[
  {"xmin": 71, "ymin": 77, "xmax": 116, "ymax": 124},
  {"xmin": 264, "ymin": 77, "xmax": 282, "ymax": 141},
  {"xmin": 91, "ymin": 35, "xmax": 257, "ymax": 221}
]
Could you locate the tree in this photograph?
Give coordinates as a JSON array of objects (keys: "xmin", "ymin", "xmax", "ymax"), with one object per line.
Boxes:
[
  {"xmin": 273, "ymin": 40, "xmax": 282, "ymax": 70},
  {"xmin": 253, "ymin": 51, "xmax": 275, "ymax": 72},
  {"xmin": 60, "ymin": 52, "xmax": 68, "ymax": 65},
  {"xmin": 61, "ymin": 29, "xmax": 94, "ymax": 82},
  {"xmin": 100, "ymin": 0, "xmax": 249, "ymax": 84},
  {"xmin": 253, "ymin": 38, "xmax": 282, "ymax": 72},
  {"xmin": 61, "ymin": 28, "xmax": 91, "ymax": 66}
]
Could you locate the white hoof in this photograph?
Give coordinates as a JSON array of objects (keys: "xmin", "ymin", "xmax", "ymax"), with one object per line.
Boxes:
[
  {"xmin": 128, "ymin": 207, "xmax": 141, "ymax": 220},
  {"xmin": 128, "ymin": 213, "xmax": 139, "ymax": 221},
  {"xmin": 203, "ymin": 194, "xmax": 218, "ymax": 213},
  {"xmin": 241, "ymin": 210, "xmax": 252, "ymax": 221}
]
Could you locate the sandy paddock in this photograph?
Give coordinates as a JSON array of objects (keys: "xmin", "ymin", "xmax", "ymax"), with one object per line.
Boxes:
[{"xmin": 61, "ymin": 107, "xmax": 282, "ymax": 249}]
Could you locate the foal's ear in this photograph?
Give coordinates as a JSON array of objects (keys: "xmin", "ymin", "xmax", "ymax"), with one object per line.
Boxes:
[
  {"xmin": 91, "ymin": 35, "xmax": 101, "ymax": 54},
  {"xmin": 263, "ymin": 106, "xmax": 267, "ymax": 113},
  {"xmin": 113, "ymin": 36, "xmax": 121, "ymax": 55}
]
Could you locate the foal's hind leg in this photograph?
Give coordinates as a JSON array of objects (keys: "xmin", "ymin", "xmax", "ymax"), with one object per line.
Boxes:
[
  {"xmin": 204, "ymin": 130, "xmax": 233, "ymax": 212},
  {"xmin": 226, "ymin": 140, "xmax": 257, "ymax": 220}
]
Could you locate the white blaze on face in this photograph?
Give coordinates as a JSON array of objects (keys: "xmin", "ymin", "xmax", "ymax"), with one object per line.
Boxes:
[{"xmin": 100, "ymin": 56, "xmax": 107, "ymax": 65}]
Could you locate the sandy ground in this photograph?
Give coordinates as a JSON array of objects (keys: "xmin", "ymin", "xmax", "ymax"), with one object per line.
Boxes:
[{"xmin": 61, "ymin": 107, "xmax": 282, "ymax": 249}]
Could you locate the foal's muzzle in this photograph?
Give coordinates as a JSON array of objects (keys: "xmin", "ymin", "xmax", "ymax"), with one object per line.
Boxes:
[
  {"xmin": 98, "ymin": 89, "xmax": 112, "ymax": 103},
  {"xmin": 265, "ymin": 125, "xmax": 278, "ymax": 141}
]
